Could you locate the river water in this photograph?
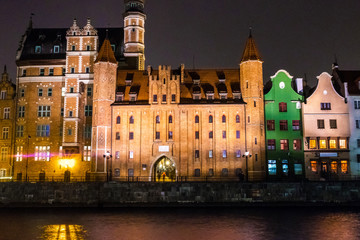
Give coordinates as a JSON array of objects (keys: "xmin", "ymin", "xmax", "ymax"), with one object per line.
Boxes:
[{"xmin": 0, "ymin": 207, "xmax": 359, "ymax": 240}]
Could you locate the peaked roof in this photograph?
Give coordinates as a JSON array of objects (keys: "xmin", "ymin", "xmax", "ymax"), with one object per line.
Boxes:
[
  {"xmin": 241, "ymin": 30, "xmax": 262, "ymax": 62},
  {"xmin": 95, "ymin": 37, "xmax": 117, "ymax": 64}
]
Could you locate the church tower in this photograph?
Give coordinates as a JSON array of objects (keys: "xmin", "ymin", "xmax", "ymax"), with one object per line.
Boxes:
[
  {"xmin": 91, "ymin": 36, "xmax": 117, "ymax": 176},
  {"xmin": 239, "ymin": 29, "xmax": 266, "ymax": 181},
  {"xmin": 123, "ymin": 0, "xmax": 146, "ymax": 70}
]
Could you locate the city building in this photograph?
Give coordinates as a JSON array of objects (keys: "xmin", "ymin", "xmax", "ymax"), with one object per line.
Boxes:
[
  {"xmin": 264, "ymin": 70, "xmax": 304, "ymax": 180},
  {"xmin": 0, "ymin": 66, "xmax": 16, "ymax": 179},
  {"xmin": 303, "ymin": 72, "xmax": 350, "ymax": 180}
]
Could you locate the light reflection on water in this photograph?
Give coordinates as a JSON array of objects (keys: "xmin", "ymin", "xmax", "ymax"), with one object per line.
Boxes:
[{"xmin": 0, "ymin": 208, "xmax": 359, "ymax": 240}]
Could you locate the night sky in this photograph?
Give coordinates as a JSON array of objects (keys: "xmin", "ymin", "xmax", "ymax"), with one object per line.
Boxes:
[{"xmin": 1, "ymin": 0, "xmax": 360, "ymax": 86}]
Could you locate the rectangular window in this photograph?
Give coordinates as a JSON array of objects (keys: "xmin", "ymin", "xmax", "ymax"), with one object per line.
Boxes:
[
  {"xmin": 83, "ymin": 146, "xmax": 91, "ymax": 161},
  {"xmin": 171, "ymin": 94, "xmax": 176, "ymax": 102},
  {"xmin": 209, "ymin": 131, "xmax": 213, "ymax": 139},
  {"xmin": 321, "ymin": 102, "xmax": 331, "ymax": 110},
  {"xmin": 129, "ymin": 132, "xmax": 134, "ymax": 140},
  {"xmin": 16, "ymin": 146, "xmax": 23, "ymax": 162},
  {"xmin": 311, "ymin": 161, "xmax": 317, "ymax": 172},
  {"xmin": 280, "ymin": 139, "xmax": 289, "ymax": 150},
  {"xmin": 49, "ymin": 68, "xmax": 54, "ymax": 76},
  {"xmin": 319, "ymin": 139, "xmax": 327, "ymax": 149},
  {"xmin": 357, "ymin": 139, "xmax": 360, "ymax": 148},
  {"xmin": 20, "ymin": 89, "xmax": 25, "ymax": 97},
  {"xmin": 69, "ymin": 87, "xmax": 74, "ymax": 93},
  {"xmin": 36, "ymin": 125, "xmax": 50, "ymax": 137},
  {"xmin": 341, "ymin": 160, "xmax": 348, "ymax": 173},
  {"xmin": 331, "ymin": 161, "xmax": 338, "ymax": 173},
  {"xmin": 38, "ymin": 88, "xmax": 43, "ymax": 96},
  {"xmin": 355, "ymin": 100, "xmax": 360, "ymax": 109},
  {"xmin": 72, "ymin": 45, "xmax": 76, "ymax": 51},
  {"xmin": 168, "ymin": 131, "xmax": 173, "ymax": 140},
  {"xmin": 3, "ymin": 108, "xmax": 10, "ymax": 119},
  {"xmin": 255, "ymin": 137, "xmax": 257, "ymax": 145},
  {"xmin": 222, "ymin": 150, "xmax": 227, "ymax": 158},
  {"xmin": 292, "ymin": 120, "xmax": 300, "ymax": 130},
  {"xmin": 62, "ymin": 68, "xmax": 65, "ymax": 76},
  {"xmin": 162, "ymin": 95, "xmax": 166, "ymax": 102},
  {"xmin": 236, "ymin": 130, "xmax": 240, "ymax": 139},
  {"xmin": 195, "ymin": 150, "xmax": 200, "ymax": 158},
  {"xmin": 16, "ymin": 125, "xmax": 24, "ymax": 137},
  {"xmin": 54, "ymin": 45, "xmax": 60, "ymax": 53},
  {"xmin": 209, "ymin": 150, "xmax": 213, "ymax": 158},
  {"xmin": 35, "ymin": 46, "xmax": 41, "ymax": 53},
  {"xmin": 70, "ymin": 67, "xmax": 75, "ymax": 74},
  {"xmin": 279, "ymin": 102, "xmax": 287, "ymax": 112},
  {"xmin": 357, "ymin": 155, "xmax": 360, "ymax": 163},
  {"xmin": 294, "ymin": 164, "xmax": 302, "ymax": 175},
  {"xmin": 236, "ymin": 150, "xmax": 241, "ymax": 158},
  {"xmin": 280, "ymin": 120, "xmax": 288, "ymax": 130},
  {"xmin": 18, "ymin": 106, "xmax": 25, "ymax": 118},
  {"xmin": 339, "ymin": 139, "xmax": 347, "ymax": 149},
  {"xmin": 87, "ymin": 87, "xmax": 92, "ymax": 97},
  {"xmin": 67, "ymin": 129, "xmax": 72, "ymax": 136},
  {"xmin": 0, "ymin": 147, "xmax": 8, "ymax": 162},
  {"xmin": 2, "ymin": 127, "xmax": 9, "ymax": 139},
  {"xmin": 85, "ymin": 105, "xmax": 93, "ymax": 116},
  {"xmin": 129, "ymin": 151, "xmax": 134, "ymax": 159},
  {"xmin": 39, "ymin": 68, "xmax": 44, "ymax": 76},
  {"xmin": 84, "ymin": 125, "xmax": 91, "ymax": 139},
  {"xmin": 267, "ymin": 139, "xmax": 276, "ymax": 150},
  {"xmin": 0, "ymin": 90, "xmax": 6, "ymax": 99},
  {"xmin": 293, "ymin": 139, "xmax": 301, "ymax": 150},
  {"xmin": 153, "ymin": 95, "xmax": 157, "ymax": 102},
  {"xmin": 38, "ymin": 105, "xmax": 51, "ymax": 117},
  {"xmin": 116, "ymin": 132, "xmax": 120, "ymax": 140},
  {"xmin": 317, "ymin": 119, "xmax": 325, "ymax": 129},
  {"xmin": 22, "ymin": 69, "xmax": 26, "ymax": 76},
  {"xmin": 309, "ymin": 139, "xmax": 317, "ymax": 149},
  {"xmin": 222, "ymin": 131, "xmax": 226, "ymax": 139},
  {"xmin": 155, "ymin": 132, "xmax": 160, "ymax": 140},
  {"xmin": 47, "ymin": 88, "xmax": 52, "ymax": 97},
  {"xmin": 267, "ymin": 120, "xmax": 275, "ymax": 131},
  {"xmin": 330, "ymin": 119, "xmax": 337, "ymax": 129},
  {"xmin": 356, "ymin": 120, "xmax": 360, "ymax": 129},
  {"xmin": 85, "ymin": 67, "xmax": 90, "ymax": 73},
  {"xmin": 194, "ymin": 169, "xmax": 200, "ymax": 177},
  {"xmin": 34, "ymin": 146, "xmax": 50, "ymax": 161},
  {"xmin": 195, "ymin": 131, "xmax": 199, "ymax": 139},
  {"xmin": 115, "ymin": 151, "xmax": 120, "ymax": 159},
  {"xmin": 268, "ymin": 160, "xmax": 276, "ymax": 175},
  {"xmin": 329, "ymin": 139, "xmax": 337, "ymax": 149}
]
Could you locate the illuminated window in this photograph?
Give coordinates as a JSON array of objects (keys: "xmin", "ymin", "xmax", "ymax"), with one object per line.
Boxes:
[
  {"xmin": 35, "ymin": 45, "xmax": 41, "ymax": 53},
  {"xmin": 293, "ymin": 139, "xmax": 301, "ymax": 151},
  {"xmin": 292, "ymin": 120, "xmax": 300, "ymax": 130},
  {"xmin": 195, "ymin": 115, "xmax": 199, "ymax": 123},
  {"xmin": 195, "ymin": 131, "xmax": 199, "ymax": 139},
  {"xmin": 282, "ymin": 160, "xmax": 289, "ymax": 176},
  {"xmin": 34, "ymin": 146, "xmax": 50, "ymax": 161},
  {"xmin": 195, "ymin": 150, "xmax": 199, "ymax": 158},
  {"xmin": 168, "ymin": 115, "xmax": 172, "ymax": 123},
  {"xmin": 16, "ymin": 146, "xmax": 23, "ymax": 162},
  {"xmin": 129, "ymin": 151, "xmax": 134, "ymax": 159},
  {"xmin": 18, "ymin": 106, "xmax": 25, "ymax": 118},
  {"xmin": 309, "ymin": 139, "xmax": 317, "ymax": 149},
  {"xmin": 222, "ymin": 115, "xmax": 226, "ymax": 123},
  {"xmin": 267, "ymin": 120, "xmax": 275, "ymax": 130},
  {"xmin": 2, "ymin": 127, "xmax": 9, "ymax": 139},
  {"xmin": 83, "ymin": 146, "xmax": 91, "ymax": 161},
  {"xmin": 279, "ymin": 102, "xmax": 287, "ymax": 112},
  {"xmin": 156, "ymin": 115, "xmax": 160, "ymax": 123},
  {"xmin": 3, "ymin": 108, "xmax": 10, "ymax": 119},
  {"xmin": 38, "ymin": 105, "xmax": 51, "ymax": 117},
  {"xmin": 36, "ymin": 125, "xmax": 50, "ymax": 137},
  {"xmin": 267, "ymin": 139, "xmax": 276, "ymax": 150},
  {"xmin": 222, "ymin": 150, "xmax": 227, "ymax": 158},
  {"xmin": 268, "ymin": 160, "xmax": 276, "ymax": 175},
  {"xmin": 236, "ymin": 130, "xmax": 240, "ymax": 139},
  {"xmin": 280, "ymin": 139, "xmax": 289, "ymax": 150},
  {"xmin": 16, "ymin": 125, "xmax": 24, "ymax": 137},
  {"xmin": 331, "ymin": 161, "xmax": 338, "ymax": 173},
  {"xmin": 317, "ymin": 119, "xmax": 325, "ymax": 129},
  {"xmin": 209, "ymin": 115, "xmax": 213, "ymax": 123},
  {"xmin": 294, "ymin": 164, "xmax": 302, "ymax": 175},
  {"xmin": 209, "ymin": 150, "xmax": 213, "ymax": 158},
  {"xmin": 339, "ymin": 139, "xmax": 347, "ymax": 149},
  {"xmin": 329, "ymin": 119, "xmax": 337, "ymax": 129},
  {"xmin": 341, "ymin": 161, "xmax": 348, "ymax": 173},
  {"xmin": 329, "ymin": 139, "xmax": 337, "ymax": 149},
  {"xmin": 310, "ymin": 161, "xmax": 317, "ymax": 172},
  {"xmin": 280, "ymin": 120, "xmax": 288, "ymax": 131},
  {"xmin": 116, "ymin": 116, "xmax": 121, "ymax": 124},
  {"xmin": 0, "ymin": 147, "xmax": 8, "ymax": 162},
  {"xmin": 53, "ymin": 45, "xmax": 60, "ymax": 53},
  {"xmin": 236, "ymin": 115, "xmax": 240, "ymax": 123},
  {"xmin": 320, "ymin": 102, "xmax": 331, "ymax": 110},
  {"xmin": 319, "ymin": 139, "xmax": 327, "ymax": 149},
  {"xmin": 168, "ymin": 131, "xmax": 173, "ymax": 140}
]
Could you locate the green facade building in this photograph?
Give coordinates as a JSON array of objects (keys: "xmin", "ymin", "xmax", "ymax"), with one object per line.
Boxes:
[{"xmin": 264, "ymin": 70, "xmax": 304, "ymax": 180}]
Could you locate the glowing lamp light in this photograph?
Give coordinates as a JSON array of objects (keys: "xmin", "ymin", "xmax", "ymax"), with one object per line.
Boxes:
[
  {"xmin": 166, "ymin": 161, "xmax": 170, "ymax": 166},
  {"xmin": 59, "ymin": 159, "xmax": 75, "ymax": 169}
]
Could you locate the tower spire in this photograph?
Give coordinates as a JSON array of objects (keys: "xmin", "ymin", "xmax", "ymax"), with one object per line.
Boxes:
[{"xmin": 241, "ymin": 28, "xmax": 262, "ymax": 62}]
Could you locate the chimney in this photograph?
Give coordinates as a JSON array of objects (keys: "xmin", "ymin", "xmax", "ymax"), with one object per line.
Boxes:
[{"xmin": 295, "ymin": 78, "xmax": 303, "ymax": 94}]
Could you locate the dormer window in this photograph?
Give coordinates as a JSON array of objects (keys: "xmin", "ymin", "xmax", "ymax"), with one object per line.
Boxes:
[
  {"xmin": 111, "ymin": 44, "xmax": 116, "ymax": 52},
  {"xmin": 206, "ymin": 93, "xmax": 214, "ymax": 100},
  {"xmin": 125, "ymin": 73, "xmax": 134, "ymax": 86},
  {"xmin": 116, "ymin": 93, "xmax": 124, "ymax": 102},
  {"xmin": 193, "ymin": 93, "xmax": 201, "ymax": 100},
  {"xmin": 129, "ymin": 93, "xmax": 137, "ymax": 101},
  {"xmin": 217, "ymin": 71, "xmax": 226, "ymax": 83},
  {"xmin": 49, "ymin": 68, "xmax": 54, "ymax": 76},
  {"xmin": 233, "ymin": 93, "xmax": 241, "ymax": 99},
  {"xmin": 54, "ymin": 45, "xmax": 60, "ymax": 53},
  {"xmin": 219, "ymin": 93, "xmax": 228, "ymax": 100},
  {"xmin": 35, "ymin": 46, "xmax": 41, "ymax": 53},
  {"xmin": 193, "ymin": 79, "xmax": 200, "ymax": 85},
  {"xmin": 39, "ymin": 68, "xmax": 45, "ymax": 76},
  {"xmin": 219, "ymin": 78, "xmax": 225, "ymax": 83}
]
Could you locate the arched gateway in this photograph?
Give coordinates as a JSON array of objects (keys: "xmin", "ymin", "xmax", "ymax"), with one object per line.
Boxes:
[{"xmin": 152, "ymin": 156, "xmax": 176, "ymax": 182}]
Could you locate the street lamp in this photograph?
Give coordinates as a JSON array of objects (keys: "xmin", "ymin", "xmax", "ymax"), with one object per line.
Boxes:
[
  {"xmin": 103, "ymin": 151, "xmax": 112, "ymax": 181},
  {"xmin": 243, "ymin": 151, "xmax": 252, "ymax": 182}
]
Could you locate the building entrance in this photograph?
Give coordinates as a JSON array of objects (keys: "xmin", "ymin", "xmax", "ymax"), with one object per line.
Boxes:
[{"xmin": 153, "ymin": 156, "xmax": 176, "ymax": 182}]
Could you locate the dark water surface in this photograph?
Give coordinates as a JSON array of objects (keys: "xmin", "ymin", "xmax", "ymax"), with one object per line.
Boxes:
[{"xmin": 0, "ymin": 207, "xmax": 359, "ymax": 240}]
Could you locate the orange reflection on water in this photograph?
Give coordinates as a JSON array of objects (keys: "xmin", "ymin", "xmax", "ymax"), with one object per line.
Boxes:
[{"xmin": 40, "ymin": 224, "xmax": 86, "ymax": 240}]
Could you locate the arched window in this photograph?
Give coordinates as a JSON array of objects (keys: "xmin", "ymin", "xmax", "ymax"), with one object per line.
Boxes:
[
  {"xmin": 209, "ymin": 115, "xmax": 213, "ymax": 123},
  {"xmin": 129, "ymin": 116, "xmax": 134, "ymax": 124},
  {"xmin": 156, "ymin": 115, "xmax": 160, "ymax": 124},
  {"xmin": 279, "ymin": 102, "xmax": 287, "ymax": 112},
  {"xmin": 116, "ymin": 116, "xmax": 121, "ymax": 124},
  {"xmin": 236, "ymin": 115, "xmax": 240, "ymax": 123},
  {"xmin": 195, "ymin": 115, "xmax": 199, "ymax": 123},
  {"xmin": 169, "ymin": 115, "xmax": 173, "ymax": 123},
  {"xmin": 222, "ymin": 115, "xmax": 226, "ymax": 123}
]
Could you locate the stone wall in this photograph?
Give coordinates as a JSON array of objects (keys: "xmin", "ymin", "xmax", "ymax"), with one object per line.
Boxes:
[{"xmin": 0, "ymin": 182, "xmax": 359, "ymax": 207}]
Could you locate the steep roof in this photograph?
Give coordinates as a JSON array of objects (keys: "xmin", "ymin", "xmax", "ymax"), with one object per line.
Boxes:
[
  {"xmin": 95, "ymin": 37, "xmax": 117, "ymax": 63},
  {"xmin": 241, "ymin": 30, "xmax": 262, "ymax": 62},
  {"xmin": 332, "ymin": 68, "xmax": 360, "ymax": 96}
]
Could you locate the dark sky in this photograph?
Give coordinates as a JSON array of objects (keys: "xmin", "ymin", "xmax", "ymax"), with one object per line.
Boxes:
[{"xmin": 1, "ymin": 0, "xmax": 360, "ymax": 86}]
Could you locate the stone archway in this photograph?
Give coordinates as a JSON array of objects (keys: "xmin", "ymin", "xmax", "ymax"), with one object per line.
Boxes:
[{"xmin": 153, "ymin": 156, "xmax": 176, "ymax": 182}]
